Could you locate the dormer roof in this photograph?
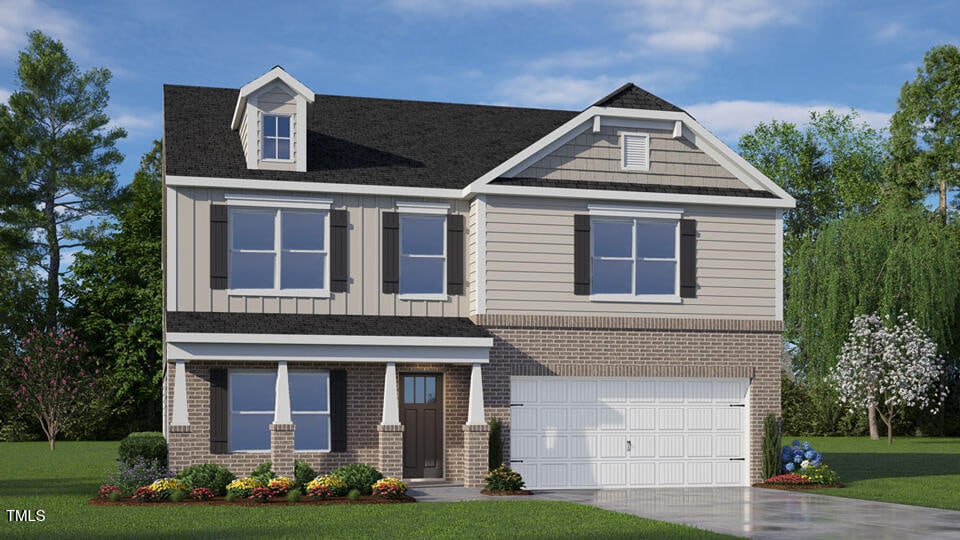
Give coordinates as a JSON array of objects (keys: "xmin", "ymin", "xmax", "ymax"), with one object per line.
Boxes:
[{"xmin": 230, "ymin": 66, "xmax": 315, "ymax": 130}]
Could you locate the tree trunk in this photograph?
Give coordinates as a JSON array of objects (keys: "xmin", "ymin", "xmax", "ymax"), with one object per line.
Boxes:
[
  {"xmin": 49, "ymin": 436, "xmax": 56, "ymax": 451},
  {"xmin": 44, "ymin": 163, "xmax": 59, "ymax": 330},
  {"xmin": 939, "ymin": 179, "xmax": 947, "ymax": 224},
  {"xmin": 868, "ymin": 404, "xmax": 879, "ymax": 440}
]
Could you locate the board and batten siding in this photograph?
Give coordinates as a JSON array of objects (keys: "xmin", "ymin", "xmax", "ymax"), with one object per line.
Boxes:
[
  {"xmin": 517, "ymin": 126, "xmax": 749, "ymax": 190},
  {"xmin": 482, "ymin": 195, "xmax": 778, "ymax": 319},
  {"xmin": 171, "ymin": 187, "xmax": 469, "ymax": 317}
]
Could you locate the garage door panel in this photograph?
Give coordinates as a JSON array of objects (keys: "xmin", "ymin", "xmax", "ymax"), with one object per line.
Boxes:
[
  {"xmin": 687, "ymin": 408, "xmax": 713, "ymax": 430},
  {"xmin": 714, "ymin": 379, "xmax": 749, "ymax": 402},
  {"xmin": 659, "ymin": 408, "xmax": 684, "ymax": 430},
  {"xmin": 512, "ymin": 407, "xmax": 538, "ymax": 431},
  {"xmin": 539, "ymin": 380, "xmax": 566, "ymax": 402},
  {"xmin": 686, "ymin": 381, "xmax": 713, "ymax": 402},
  {"xmin": 687, "ymin": 435, "xmax": 713, "ymax": 457},
  {"xmin": 657, "ymin": 381, "xmax": 685, "ymax": 402},
  {"xmin": 540, "ymin": 464, "xmax": 568, "ymax": 487},
  {"xmin": 569, "ymin": 381, "xmax": 597, "ymax": 402},
  {"xmin": 540, "ymin": 434, "xmax": 566, "ymax": 459},
  {"xmin": 540, "ymin": 408, "xmax": 566, "ymax": 430},
  {"xmin": 601, "ymin": 462, "xmax": 627, "ymax": 486},
  {"xmin": 515, "ymin": 463, "xmax": 536, "ymax": 487},
  {"xmin": 513, "ymin": 379, "xmax": 538, "ymax": 403},
  {"xmin": 599, "ymin": 380, "xmax": 626, "ymax": 402},
  {"xmin": 628, "ymin": 408, "xmax": 656, "ymax": 430},
  {"xmin": 570, "ymin": 463, "xmax": 599, "ymax": 486},
  {"xmin": 513, "ymin": 435, "xmax": 539, "ymax": 459},
  {"xmin": 627, "ymin": 380, "xmax": 656, "ymax": 402},
  {"xmin": 687, "ymin": 462, "xmax": 713, "ymax": 485},
  {"xmin": 659, "ymin": 435, "xmax": 685, "ymax": 457},
  {"xmin": 716, "ymin": 461, "xmax": 743, "ymax": 485},
  {"xmin": 715, "ymin": 408, "xmax": 742, "ymax": 431},
  {"xmin": 658, "ymin": 462, "xmax": 685, "ymax": 485},
  {"xmin": 629, "ymin": 462, "xmax": 656, "ymax": 486},
  {"xmin": 600, "ymin": 436, "xmax": 628, "ymax": 458},
  {"xmin": 569, "ymin": 408, "xmax": 598, "ymax": 430},
  {"xmin": 630, "ymin": 435, "xmax": 656, "ymax": 458},
  {"xmin": 569, "ymin": 436, "xmax": 597, "ymax": 459},
  {"xmin": 716, "ymin": 434, "xmax": 741, "ymax": 457},
  {"xmin": 600, "ymin": 407, "xmax": 627, "ymax": 430}
]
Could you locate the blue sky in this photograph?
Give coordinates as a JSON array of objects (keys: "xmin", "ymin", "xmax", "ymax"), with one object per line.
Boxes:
[{"xmin": 0, "ymin": 0, "xmax": 958, "ymax": 188}]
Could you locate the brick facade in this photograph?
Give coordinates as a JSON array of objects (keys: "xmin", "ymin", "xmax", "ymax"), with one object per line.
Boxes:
[
  {"xmin": 377, "ymin": 424, "xmax": 404, "ymax": 478},
  {"xmin": 462, "ymin": 424, "xmax": 489, "ymax": 488},
  {"xmin": 474, "ymin": 315, "xmax": 782, "ymax": 484}
]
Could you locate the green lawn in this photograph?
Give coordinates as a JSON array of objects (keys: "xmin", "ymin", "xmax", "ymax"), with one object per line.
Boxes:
[
  {"xmin": 785, "ymin": 436, "xmax": 960, "ymax": 510},
  {"xmin": 0, "ymin": 442, "xmax": 735, "ymax": 539}
]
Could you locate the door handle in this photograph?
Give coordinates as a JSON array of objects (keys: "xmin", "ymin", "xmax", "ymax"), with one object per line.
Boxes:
[{"xmin": 626, "ymin": 440, "xmax": 632, "ymax": 452}]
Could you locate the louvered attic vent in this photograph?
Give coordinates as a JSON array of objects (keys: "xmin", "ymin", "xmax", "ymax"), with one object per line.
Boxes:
[{"xmin": 621, "ymin": 132, "xmax": 650, "ymax": 171}]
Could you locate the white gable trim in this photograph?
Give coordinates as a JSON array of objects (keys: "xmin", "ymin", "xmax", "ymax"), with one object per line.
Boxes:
[
  {"xmin": 474, "ymin": 184, "xmax": 791, "ymax": 208},
  {"xmin": 231, "ymin": 66, "xmax": 315, "ymax": 130},
  {"xmin": 165, "ymin": 175, "xmax": 463, "ymax": 199}
]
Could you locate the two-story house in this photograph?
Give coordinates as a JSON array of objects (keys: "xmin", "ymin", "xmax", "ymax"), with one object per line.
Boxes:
[{"xmin": 162, "ymin": 67, "xmax": 794, "ymax": 489}]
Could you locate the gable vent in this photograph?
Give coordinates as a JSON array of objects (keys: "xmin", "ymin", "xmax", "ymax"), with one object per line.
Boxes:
[{"xmin": 621, "ymin": 133, "xmax": 650, "ymax": 171}]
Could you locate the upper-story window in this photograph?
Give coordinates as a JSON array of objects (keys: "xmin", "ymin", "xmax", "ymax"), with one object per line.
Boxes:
[
  {"xmin": 591, "ymin": 217, "xmax": 677, "ymax": 299},
  {"xmin": 400, "ymin": 214, "xmax": 446, "ymax": 296},
  {"xmin": 262, "ymin": 114, "xmax": 292, "ymax": 160},
  {"xmin": 229, "ymin": 207, "xmax": 328, "ymax": 293}
]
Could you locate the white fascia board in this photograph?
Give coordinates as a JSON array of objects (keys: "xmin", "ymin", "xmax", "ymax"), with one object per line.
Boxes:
[
  {"xmin": 166, "ymin": 332, "xmax": 493, "ymax": 348},
  {"xmin": 166, "ymin": 342, "xmax": 490, "ymax": 364},
  {"xmin": 474, "ymin": 184, "xmax": 794, "ymax": 208},
  {"xmin": 231, "ymin": 67, "xmax": 315, "ymax": 130},
  {"xmin": 165, "ymin": 175, "xmax": 463, "ymax": 199}
]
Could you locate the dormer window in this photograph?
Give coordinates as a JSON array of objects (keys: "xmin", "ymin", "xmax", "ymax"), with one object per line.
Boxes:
[{"xmin": 262, "ymin": 114, "xmax": 292, "ymax": 161}]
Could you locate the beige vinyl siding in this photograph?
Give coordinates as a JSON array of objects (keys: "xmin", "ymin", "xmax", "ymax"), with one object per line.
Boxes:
[
  {"xmin": 467, "ymin": 198, "xmax": 479, "ymax": 314},
  {"xmin": 483, "ymin": 195, "xmax": 777, "ymax": 319},
  {"xmin": 172, "ymin": 187, "xmax": 469, "ymax": 317},
  {"xmin": 254, "ymin": 85, "xmax": 298, "ymax": 172},
  {"xmin": 517, "ymin": 126, "xmax": 749, "ymax": 190}
]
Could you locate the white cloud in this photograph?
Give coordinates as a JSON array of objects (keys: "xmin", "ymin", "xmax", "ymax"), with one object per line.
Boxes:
[
  {"xmin": 686, "ymin": 100, "xmax": 891, "ymax": 143},
  {"xmin": 0, "ymin": 87, "xmax": 10, "ymax": 104},
  {"xmin": 108, "ymin": 111, "xmax": 161, "ymax": 138},
  {"xmin": 494, "ymin": 71, "xmax": 689, "ymax": 108},
  {"xmin": 876, "ymin": 22, "xmax": 904, "ymax": 41},
  {"xmin": 0, "ymin": 0, "xmax": 82, "ymax": 58},
  {"xmin": 644, "ymin": 30, "xmax": 726, "ymax": 53}
]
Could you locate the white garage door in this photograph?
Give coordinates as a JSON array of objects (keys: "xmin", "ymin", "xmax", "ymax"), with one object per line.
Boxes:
[{"xmin": 510, "ymin": 377, "xmax": 749, "ymax": 489}]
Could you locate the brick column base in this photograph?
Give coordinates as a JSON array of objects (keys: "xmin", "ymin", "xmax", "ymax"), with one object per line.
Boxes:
[
  {"xmin": 462, "ymin": 424, "xmax": 489, "ymax": 488},
  {"xmin": 378, "ymin": 424, "xmax": 405, "ymax": 478},
  {"xmin": 270, "ymin": 423, "xmax": 295, "ymax": 477},
  {"xmin": 166, "ymin": 425, "xmax": 192, "ymax": 473}
]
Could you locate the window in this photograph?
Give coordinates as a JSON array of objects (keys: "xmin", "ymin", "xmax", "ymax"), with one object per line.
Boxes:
[
  {"xmin": 262, "ymin": 114, "xmax": 292, "ymax": 160},
  {"xmin": 399, "ymin": 214, "xmax": 446, "ymax": 296},
  {"xmin": 591, "ymin": 218, "xmax": 678, "ymax": 298},
  {"xmin": 229, "ymin": 371, "xmax": 330, "ymax": 452},
  {"xmin": 229, "ymin": 208, "xmax": 328, "ymax": 292},
  {"xmin": 621, "ymin": 132, "xmax": 650, "ymax": 171}
]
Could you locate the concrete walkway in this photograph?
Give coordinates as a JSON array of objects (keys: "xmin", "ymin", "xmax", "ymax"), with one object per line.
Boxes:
[{"xmin": 406, "ymin": 485, "xmax": 960, "ymax": 539}]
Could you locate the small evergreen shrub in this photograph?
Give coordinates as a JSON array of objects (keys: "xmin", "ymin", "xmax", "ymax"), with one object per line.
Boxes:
[
  {"xmin": 294, "ymin": 460, "xmax": 318, "ymax": 492},
  {"xmin": 108, "ymin": 490, "xmax": 122, "ymax": 502},
  {"xmin": 118, "ymin": 432, "xmax": 168, "ymax": 467},
  {"xmin": 488, "ymin": 417, "xmax": 503, "ymax": 471},
  {"xmin": 175, "ymin": 463, "xmax": 236, "ymax": 496},
  {"xmin": 250, "ymin": 462, "xmax": 276, "ymax": 485},
  {"xmin": 168, "ymin": 489, "xmax": 187, "ymax": 502},
  {"xmin": 761, "ymin": 414, "xmax": 781, "ymax": 479},
  {"xmin": 225, "ymin": 492, "xmax": 240, "ymax": 503},
  {"xmin": 331, "ymin": 463, "xmax": 383, "ymax": 495},
  {"xmin": 347, "ymin": 488, "xmax": 361, "ymax": 501},
  {"xmin": 286, "ymin": 490, "xmax": 302, "ymax": 503},
  {"xmin": 484, "ymin": 464, "xmax": 525, "ymax": 492}
]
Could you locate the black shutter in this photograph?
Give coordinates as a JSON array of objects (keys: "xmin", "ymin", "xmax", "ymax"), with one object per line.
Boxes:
[
  {"xmin": 447, "ymin": 214, "xmax": 464, "ymax": 295},
  {"xmin": 330, "ymin": 369, "xmax": 348, "ymax": 452},
  {"xmin": 209, "ymin": 368, "xmax": 228, "ymax": 454},
  {"xmin": 382, "ymin": 212, "xmax": 400, "ymax": 294},
  {"xmin": 574, "ymin": 214, "xmax": 591, "ymax": 295},
  {"xmin": 680, "ymin": 219, "xmax": 697, "ymax": 298},
  {"xmin": 210, "ymin": 205, "xmax": 228, "ymax": 290},
  {"xmin": 330, "ymin": 209, "xmax": 349, "ymax": 293}
]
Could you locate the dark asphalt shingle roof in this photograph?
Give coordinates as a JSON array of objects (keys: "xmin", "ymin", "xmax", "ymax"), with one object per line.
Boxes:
[
  {"xmin": 163, "ymin": 85, "xmax": 577, "ymax": 189},
  {"xmin": 166, "ymin": 311, "xmax": 490, "ymax": 338},
  {"xmin": 593, "ymin": 83, "xmax": 685, "ymax": 113},
  {"xmin": 491, "ymin": 178, "xmax": 778, "ymax": 198}
]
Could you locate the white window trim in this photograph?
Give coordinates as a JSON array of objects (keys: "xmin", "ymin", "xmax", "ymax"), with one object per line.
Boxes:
[
  {"xmin": 227, "ymin": 206, "xmax": 331, "ymax": 297},
  {"xmin": 620, "ymin": 131, "xmax": 650, "ymax": 171},
  {"xmin": 228, "ymin": 370, "xmax": 275, "ymax": 453},
  {"xmin": 290, "ymin": 370, "xmax": 331, "ymax": 453},
  {"xmin": 397, "ymin": 210, "xmax": 448, "ymax": 301},
  {"xmin": 588, "ymin": 215, "xmax": 681, "ymax": 304},
  {"xmin": 225, "ymin": 193, "xmax": 333, "ymax": 210},
  {"xmin": 261, "ymin": 113, "xmax": 294, "ymax": 163},
  {"xmin": 588, "ymin": 204, "xmax": 682, "ymax": 220}
]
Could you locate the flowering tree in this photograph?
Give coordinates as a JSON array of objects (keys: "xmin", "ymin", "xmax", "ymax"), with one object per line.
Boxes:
[
  {"xmin": 833, "ymin": 313, "xmax": 948, "ymax": 444},
  {"xmin": 5, "ymin": 328, "xmax": 102, "ymax": 450}
]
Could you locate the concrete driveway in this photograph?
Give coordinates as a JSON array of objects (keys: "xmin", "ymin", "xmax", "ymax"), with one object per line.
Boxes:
[{"xmin": 407, "ymin": 485, "xmax": 960, "ymax": 539}]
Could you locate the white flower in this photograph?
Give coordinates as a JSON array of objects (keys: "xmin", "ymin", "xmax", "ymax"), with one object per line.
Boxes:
[{"xmin": 801, "ymin": 460, "xmax": 810, "ymax": 469}]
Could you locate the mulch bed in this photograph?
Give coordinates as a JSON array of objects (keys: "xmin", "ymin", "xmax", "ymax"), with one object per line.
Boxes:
[
  {"xmin": 481, "ymin": 489, "xmax": 534, "ymax": 496},
  {"xmin": 753, "ymin": 483, "xmax": 844, "ymax": 491},
  {"xmin": 89, "ymin": 495, "xmax": 416, "ymax": 506}
]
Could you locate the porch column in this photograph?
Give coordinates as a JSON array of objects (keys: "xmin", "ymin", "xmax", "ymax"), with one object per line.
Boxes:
[
  {"xmin": 167, "ymin": 360, "xmax": 192, "ymax": 471},
  {"xmin": 463, "ymin": 363, "xmax": 489, "ymax": 488},
  {"xmin": 271, "ymin": 361, "xmax": 295, "ymax": 477},
  {"xmin": 171, "ymin": 360, "xmax": 190, "ymax": 426},
  {"xmin": 378, "ymin": 362, "xmax": 404, "ymax": 478}
]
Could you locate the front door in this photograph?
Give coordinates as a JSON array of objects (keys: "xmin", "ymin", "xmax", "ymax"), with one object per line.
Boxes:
[{"xmin": 401, "ymin": 373, "xmax": 443, "ymax": 478}]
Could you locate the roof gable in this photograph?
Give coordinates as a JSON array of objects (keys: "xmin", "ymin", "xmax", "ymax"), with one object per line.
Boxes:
[{"xmin": 593, "ymin": 83, "xmax": 685, "ymax": 113}]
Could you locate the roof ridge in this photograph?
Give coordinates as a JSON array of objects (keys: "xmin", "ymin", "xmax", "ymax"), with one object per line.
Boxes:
[{"xmin": 593, "ymin": 82, "xmax": 685, "ymax": 113}]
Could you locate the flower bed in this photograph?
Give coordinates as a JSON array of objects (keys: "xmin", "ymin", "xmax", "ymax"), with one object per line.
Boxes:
[{"xmin": 88, "ymin": 494, "xmax": 415, "ymax": 506}]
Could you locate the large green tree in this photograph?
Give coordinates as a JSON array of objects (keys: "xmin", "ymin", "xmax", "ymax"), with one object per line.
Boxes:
[
  {"xmin": 0, "ymin": 30, "xmax": 125, "ymax": 330},
  {"xmin": 65, "ymin": 141, "xmax": 162, "ymax": 433},
  {"xmin": 889, "ymin": 44, "xmax": 960, "ymax": 217}
]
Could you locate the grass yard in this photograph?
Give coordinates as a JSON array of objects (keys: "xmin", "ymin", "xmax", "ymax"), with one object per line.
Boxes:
[
  {"xmin": 0, "ymin": 441, "xmax": 736, "ymax": 539},
  {"xmin": 785, "ymin": 436, "xmax": 960, "ymax": 510}
]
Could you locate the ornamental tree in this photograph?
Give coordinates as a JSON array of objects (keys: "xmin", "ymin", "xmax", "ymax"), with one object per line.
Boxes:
[
  {"xmin": 833, "ymin": 313, "xmax": 948, "ymax": 444},
  {"xmin": 5, "ymin": 327, "xmax": 103, "ymax": 450}
]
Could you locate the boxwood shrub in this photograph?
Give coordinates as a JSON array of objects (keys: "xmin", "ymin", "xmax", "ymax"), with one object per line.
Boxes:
[
  {"xmin": 118, "ymin": 432, "xmax": 167, "ymax": 467},
  {"xmin": 331, "ymin": 463, "xmax": 383, "ymax": 495},
  {"xmin": 175, "ymin": 463, "xmax": 236, "ymax": 496}
]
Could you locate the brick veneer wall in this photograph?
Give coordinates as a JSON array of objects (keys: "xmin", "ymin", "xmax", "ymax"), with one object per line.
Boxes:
[
  {"xmin": 473, "ymin": 315, "xmax": 783, "ymax": 484},
  {"xmin": 165, "ymin": 361, "xmax": 472, "ymax": 482}
]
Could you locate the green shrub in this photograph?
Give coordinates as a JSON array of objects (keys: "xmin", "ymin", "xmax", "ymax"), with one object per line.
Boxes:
[
  {"xmin": 225, "ymin": 492, "xmax": 239, "ymax": 503},
  {"xmin": 484, "ymin": 464, "xmax": 525, "ymax": 492},
  {"xmin": 118, "ymin": 432, "xmax": 167, "ymax": 467},
  {"xmin": 286, "ymin": 490, "xmax": 302, "ymax": 503},
  {"xmin": 331, "ymin": 463, "xmax": 383, "ymax": 495},
  {"xmin": 108, "ymin": 490, "xmax": 122, "ymax": 502},
  {"xmin": 250, "ymin": 462, "xmax": 276, "ymax": 485},
  {"xmin": 488, "ymin": 417, "xmax": 503, "ymax": 471},
  {"xmin": 168, "ymin": 489, "xmax": 187, "ymax": 502},
  {"xmin": 347, "ymin": 488, "xmax": 361, "ymax": 501},
  {"xmin": 294, "ymin": 460, "xmax": 317, "ymax": 492},
  {"xmin": 761, "ymin": 414, "xmax": 780, "ymax": 479},
  {"xmin": 175, "ymin": 463, "xmax": 236, "ymax": 496}
]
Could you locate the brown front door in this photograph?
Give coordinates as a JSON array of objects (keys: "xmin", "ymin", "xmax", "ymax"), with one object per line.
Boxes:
[{"xmin": 401, "ymin": 373, "xmax": 443, "ymax": 478}]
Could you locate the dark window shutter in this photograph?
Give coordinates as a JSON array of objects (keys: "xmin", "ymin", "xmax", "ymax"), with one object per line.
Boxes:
[
  {"xmin": 330, "ymin": 209, "xmax": 349, "ymax": 293},
  {"xmin": 382, "ymin": 212, "xmax": 400, "ymax": 294},
  {"xmin": 680, "ymin": 219, "xmax": 697, "ymax": 298},
  {"xmin": 209, "ymin": 368, "xmax": 228, "ymax": 454},
  {"xmin": 210, "ymin": 205, "xmax": 228, "ymax": 289},
  {"xmin": 330, "ymin": 369, "xmax": 348, "ymax": 452},
  {"xmin": 574, "ymin": 214, "xmax": 591, "ymax": 295},
  {"xmin": 447, "ymin": 214, "xmax": 464, "ymax": 295}
]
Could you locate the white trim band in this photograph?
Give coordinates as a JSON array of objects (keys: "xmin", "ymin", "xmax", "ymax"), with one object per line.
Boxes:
[
  {"xmin": 224, "ymin": 193, "xmax": 333, "ymax": 210},
  {"xmin": 166, "ymin": 332, "xmax": 492, "ymax": 348}
]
